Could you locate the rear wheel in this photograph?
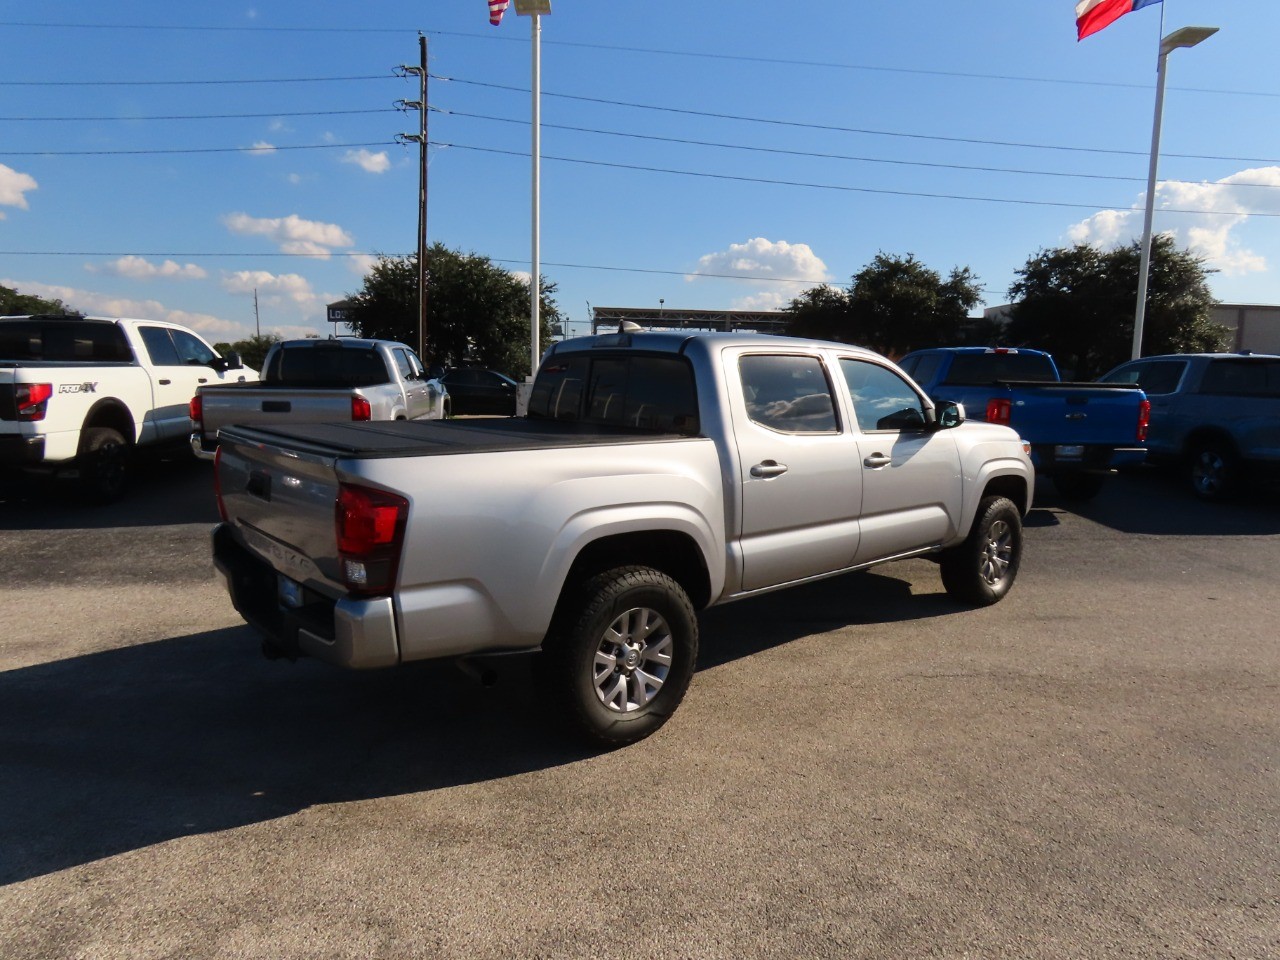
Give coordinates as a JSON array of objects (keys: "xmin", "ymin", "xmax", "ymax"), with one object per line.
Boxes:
[
  {"xmin": 940, "ymin": 496, "xmax": 1022, "ymax": 606},
  {"xmin": 1189, "ymin": 442, "xmax": 1238, "ymax": 501},
  {"xmin": 541, "ymin": 566, "xmax": 698, "ymax": 747},
  {"xmin": 77, "ymin": 427, "xmax": 130, "ymax": 503}
]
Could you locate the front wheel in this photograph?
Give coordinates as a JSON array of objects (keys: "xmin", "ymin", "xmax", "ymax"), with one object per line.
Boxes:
[
  {"xmin": 542, "ymin": 566, "xmax": 698, "ymax": 747},
  {"xmin": 940, "ymin": 496, "xmax": 1023, "ymax": 606}
]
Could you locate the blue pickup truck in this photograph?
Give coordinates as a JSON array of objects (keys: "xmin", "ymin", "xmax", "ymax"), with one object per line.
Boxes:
[
  {"xmin": 898, "ymin": 347, "xmax": 1149, "ymax": 500},
  {"xmin": 1099, "ymin": 352, "xmax": 1280, "ymax": 501}
]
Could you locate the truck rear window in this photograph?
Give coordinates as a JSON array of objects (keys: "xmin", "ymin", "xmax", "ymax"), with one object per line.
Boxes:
[
  {"xmin": 0, "ymin": 319, "xmax": 133, "ymax": 363},
  {"xmin": 528, "ymin": 353, "xmax": 699, "ymax": 434},
  {"xmin": 942, "ymin": 353, "xmax": 1057, "ymax": 384},
  {"xmin": 268, "ymin": 345, "xmax": 390, "ymax": 388},
  {"xmin": 1200, "ymin": 359, "xmax": 1280, "ymax": 397}
]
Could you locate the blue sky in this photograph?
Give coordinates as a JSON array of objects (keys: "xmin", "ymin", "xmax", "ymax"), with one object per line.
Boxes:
[{"xmin": 1, "ymin": 1, "xmax": 1276, "ymax": 347}]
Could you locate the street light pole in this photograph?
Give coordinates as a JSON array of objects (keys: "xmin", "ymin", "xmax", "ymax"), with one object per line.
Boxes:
[
  {"xmin": 515, "ymin": 1, "xmax": 551, "ymax": 385},
  {"xmin": 1131, "ymin": 26, "xmax": 1218, "ymax": 361}
]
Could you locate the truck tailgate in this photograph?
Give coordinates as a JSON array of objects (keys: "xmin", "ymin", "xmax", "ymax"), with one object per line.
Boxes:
[
  {"xmin": 1002, "ymin": 383, "xmax": 1145, "ymax": 445},
  {"xmin": 201, "ymin": 385, "xmax": 356, "ymax": 436},
  {"xmin": 216, "ymin": 431, "xmax": 348, "ymax": 594}
]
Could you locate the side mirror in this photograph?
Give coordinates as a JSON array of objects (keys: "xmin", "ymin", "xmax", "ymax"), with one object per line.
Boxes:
[
  {"xmin": 932, "ymin": 400, "xmax": 966, "ymax": 431},
  {"xmin": 224, "ymin": 351, "xmax": 244, "ymax": 370}
]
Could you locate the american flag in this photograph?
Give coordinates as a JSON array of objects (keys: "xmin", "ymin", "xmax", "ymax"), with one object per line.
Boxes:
[{"xmin": 488, "ymin": 1, "xmax": 509, "ymax": 26}]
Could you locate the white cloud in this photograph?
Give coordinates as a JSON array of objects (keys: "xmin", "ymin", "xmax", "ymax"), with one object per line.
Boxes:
[
  {"xmin": 346, "ymin": 253, "xmax": 379, "ymax": 277},
  {"xmin": 221, "ymin": 269, "xmax": 318, "ymax": 307},
  {"xmin": 223, "ymin": 212, "xmax": 355, "ymax": 260},
  {"xmin": 245, "ymin": 141, "xmax": 276, "ymax": 155},
  {"xmin": 1067, "ymin": 166, "xmax": 1280, "ymax": 277},
  {"xmin": 287, "ymin": 173, "xmax": 303, "ymax": 185},
  {"xmin": 86, "ymin": 255, "xmax": 207, "ymax": 281},
  {"xmin": 686, "ymin": 238, "xmax": 830, "ymax": 310},
  {"xmin": 0, "ymin": 164, "xmax": 38, "ymax": 218},
  {"xmin": 688, "ymin": 237, "xmax": 830, "ymax": 285},
  {"xmin": 2, "ymin": 279, "xmax": 242, "ymax": 336},
  {"xmin": 341, "ymin": 149, "xmax": 391, "ymax": 174}
]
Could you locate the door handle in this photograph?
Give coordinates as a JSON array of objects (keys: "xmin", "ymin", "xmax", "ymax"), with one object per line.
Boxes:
[
  {"xmin": 863, "ymin": 453, "xmax": 892, "ymax": 468},
  {"xmin": 158, "ymin": 379, "xmax": 171, "ymax": 385},
  {"xmin": 750, "ymin": 460, "xmax": 788, "ymax": 478},
  {"xmin": 197, "ymin": 378, "xmax": 208, "ymax": 384}
]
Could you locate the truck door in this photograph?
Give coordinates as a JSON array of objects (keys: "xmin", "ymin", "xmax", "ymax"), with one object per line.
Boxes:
[
  {"xmin": 136, "ymin": 326, "xmax": 206, "ymax": 441},
  {"xmin": 393, "ymin": 348, "xmax": 431, "ymax": 418},
  {"xmin": 733, "ymin": 352, "xmax": 863, "ymax": 592},
  {"xmin": 838, "ymin": 357, "xmax": 963, "ymax": 563}
]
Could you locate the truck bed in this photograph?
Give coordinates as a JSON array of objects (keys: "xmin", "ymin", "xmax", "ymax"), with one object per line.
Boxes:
[{"xmin": 219, "ymin": 416, "xmax": 694, "ymax": 459}]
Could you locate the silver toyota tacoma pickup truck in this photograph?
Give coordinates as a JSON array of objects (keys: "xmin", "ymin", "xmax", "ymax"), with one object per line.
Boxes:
[
  {"xmin": 212, "ymin": 331, "xmax": 1034, "ymax": 746},
  {"xmin": 190, "ymin": 337, "xmax": 447, "ymax": 459}
]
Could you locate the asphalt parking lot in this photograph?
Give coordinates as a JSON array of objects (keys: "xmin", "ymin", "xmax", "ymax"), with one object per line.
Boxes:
[{"xmin": 1, "ymin": 461, "xmax": 1277, "ymax": 959}]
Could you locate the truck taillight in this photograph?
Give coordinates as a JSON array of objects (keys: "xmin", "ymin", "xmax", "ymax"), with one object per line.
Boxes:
[
  {"xmin": 336, "ymin": 483, "xmax": 408, "ymax": 596},
  {"xmin": 1137, "ymin": 398, "xmax": 1151, "ymax": 442},
  {"xmin": 213, "ymin": 445, "xmax": 228, "ymax": 522},
  {"xmin": 985, "ymin": 397, "xmax": 1012, "ymax": 426},
  {"xmin": 189, "ymin": 394, "xmax": 203, "ymax": 426},
  {"xmin": 17, "ymin": 383, "xmax": 53, "ymax": 421},
  {"xmin": 351, "ymin": 396, "xmax": 372, "ymax": 421}
]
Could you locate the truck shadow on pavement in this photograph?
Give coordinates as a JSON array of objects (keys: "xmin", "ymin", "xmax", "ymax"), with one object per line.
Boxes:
[
  {"xmin": 1032, "ymin": 469, "xmax": 1280, "ymax": 536},
  {"xmin": 0, "ymin": 626, "xmax": 590, "ymax": 885},
  {"xmin": 0, "ymin": 569, "xmax": 952, "ymax": 884},
  {"xmin": 0, "ymin": 449, "xmax": 220, "ymax": 531}
]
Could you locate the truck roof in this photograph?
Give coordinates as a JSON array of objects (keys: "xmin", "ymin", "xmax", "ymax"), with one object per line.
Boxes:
[
  {"xmin": 549, "ymin": 329, "xmax": 888, "ymax": 361},
  {"xmin": 275, "ymin": 337, "xmax": 410, "ymax": 351}
]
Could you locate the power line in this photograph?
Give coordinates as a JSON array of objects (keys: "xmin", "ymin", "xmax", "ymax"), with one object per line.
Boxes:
[
  {"xmin": 1, "ymin": 108, "xmax": 396, "ymax": 122},
  {"xmin": 3, "ymin": 133, "xmax": 1272, "ymax": 211},
  {"xmin": 434, "ymin": 141, "xmax": 1280, "ymax": 218},
  {"xmin": 0, "ymin": 141, "xmax": 397, "ymax": 157},
  {"xmin": 0, "ymin": 74, "xmax": 397, "ymax": 87},
  {"xmin": 1, "ymin": 20, "xmax": 1275, "ymax": 99},
  {"xmin": 434, "ymin": 75, "xmax": 1280, "ymax": 166},
  {"xmin": 440, "ymin": 109, "xmax": 1280, "ymax": 189},
  {"xmin": 0, "ymin": 248, "xmax": 842, "ymax": 286}
]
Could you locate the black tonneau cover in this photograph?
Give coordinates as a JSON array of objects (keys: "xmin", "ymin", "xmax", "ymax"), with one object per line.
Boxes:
[{"xmin": 219, "ymin": 416, "xmax": 698, "ymax": 459}]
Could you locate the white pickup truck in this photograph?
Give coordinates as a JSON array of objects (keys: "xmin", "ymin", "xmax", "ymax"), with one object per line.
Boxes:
[
  {"xmin": 190, "ymin": 337, "xmax": 448, "ymax": 460},
  {"xmin": 211, "ymin": 331, "xmax": 1034, "ymax": 746},
  {"xmin": 0, "ymin": 314, "xmax": 256, "ymax": 501}
]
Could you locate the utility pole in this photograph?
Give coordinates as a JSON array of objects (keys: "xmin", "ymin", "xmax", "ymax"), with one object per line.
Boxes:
[
  {"xmin": 253, "ymin": 288, "xmax": 260, "ymax": 339},
  {"xmin": 396, "ymin": 35, "xmax": 429, "ymax": 362}
]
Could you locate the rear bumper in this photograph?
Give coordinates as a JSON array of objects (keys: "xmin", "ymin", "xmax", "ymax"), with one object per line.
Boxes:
[
  {"xmin": 0, "ymin": 433, "xmax": 47, "ymax": 466},
  {"xmin": 1030, "ymin": 444, "xmax": 1146, "ymax": 475},
  {"xmin": 212, "ymin": 522, "xmax": 399, "ymax": 669}
]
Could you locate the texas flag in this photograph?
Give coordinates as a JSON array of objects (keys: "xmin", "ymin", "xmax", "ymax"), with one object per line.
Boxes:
[
  {"xmin": 1076, "ymin": 0, "xmax": 1162, "ymax": 40},
  {"xmin": 488, "ymin": 0, "xmax": 509, "ymax": 26}
]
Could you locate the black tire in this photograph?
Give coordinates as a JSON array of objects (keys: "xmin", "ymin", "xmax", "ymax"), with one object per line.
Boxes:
[
  {"xmin": 940, "ymin": 496, "xmax": 1023, "ymax": 607},
  {"xmin": 542, "ymin": 566, "xmax": 698, "ymax": 747},
  {"xmin": 77, "ymin": 427, "xmax": 130, "ymax": 504},
  {"xmin": 1188, "ymin": 442, "xmax": 1238, "ymax": 502},
  {"xmin": 1052, "ymin": 473, "xmax": 1105, "ymax": 501}
]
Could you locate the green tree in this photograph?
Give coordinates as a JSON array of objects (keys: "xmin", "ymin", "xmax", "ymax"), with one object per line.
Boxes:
[
  {"xmin": 0, "ymin": 283, "xmax": 80, "ymax": 316},
  {"xmin": 344, "ymin": 244, "xmax": 560, "ymax": 379},
  {"xmin": 786, "ymin": 253, "xmax": 981, "ymax": 358},
  {"xmin": 212, "ymin": 334, "xmax": 282, "ymax": 371},
  {"xmin": 1006, "ymin": 236, "xmax": 1225, "ymax": 379}
]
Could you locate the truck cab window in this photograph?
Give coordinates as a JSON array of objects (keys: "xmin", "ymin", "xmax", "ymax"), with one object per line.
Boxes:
[
  {"xmin": 840, "ymin": 358, "xmax": 927, "ymax": 432},
  {"xmin": 138, "ymin": 326, "xmax": 183, "ymax": 366},
  {"xmin": 170, "ymin": 329, "xmax": 217, "ymax": 367},
  {"xmin": 739, "ymin": 355, "xmax": 838, "ymax": 434}
]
